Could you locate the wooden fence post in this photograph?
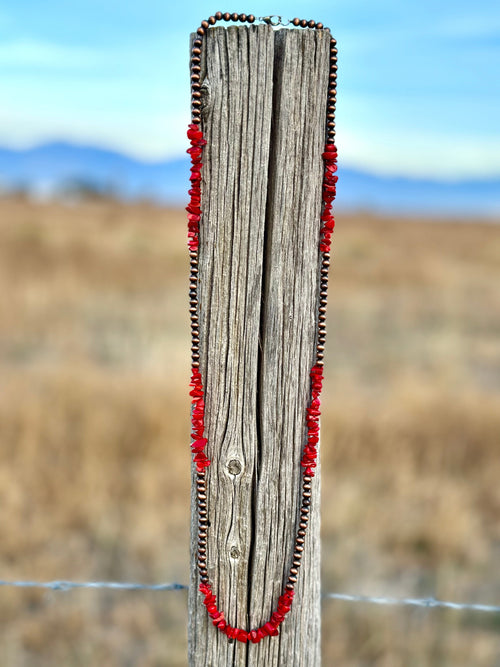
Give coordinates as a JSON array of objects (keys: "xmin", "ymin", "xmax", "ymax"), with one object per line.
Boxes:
[{"xmin": 188, "ymin": 24, "xmax": 330, "ymax": 666}]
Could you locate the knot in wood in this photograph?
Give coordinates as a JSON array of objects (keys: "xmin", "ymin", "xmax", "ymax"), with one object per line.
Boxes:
[
  {"xmin": 227, "ymin": 459, "xmax": 242, "ymax": 475},
  {"xmin": 230, "ymin": 546, "xmax": 240, "ymax": 559}
]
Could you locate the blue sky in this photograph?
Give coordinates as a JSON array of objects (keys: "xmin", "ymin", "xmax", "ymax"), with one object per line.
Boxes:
[{"xmin": 0, "ymin": 0, "xmax": 499, "ymax": 179}]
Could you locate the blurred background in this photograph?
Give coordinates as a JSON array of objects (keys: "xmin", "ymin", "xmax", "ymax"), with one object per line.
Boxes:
[{"xmin": 0, "ymin": 1, "xmax": 499, "ymax": 665}]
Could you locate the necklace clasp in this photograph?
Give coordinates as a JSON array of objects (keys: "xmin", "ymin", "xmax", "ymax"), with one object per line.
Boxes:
[{"xmin": 259, "ymin": 15, "xmax": 290, "ymax": 27}]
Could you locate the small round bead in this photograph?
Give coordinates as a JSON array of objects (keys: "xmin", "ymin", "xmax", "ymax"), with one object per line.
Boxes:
[
  {"xmin": 192, "ymin": 47, "xmax": 201, "ymax": 55},
  {"xmin": 247, "ymin": 14, "xmax": 255, "ymax": 23},
  {"xmin": 208, "ymin": 16, "xmax": 216, "ymax": 24},
  {"xmin": 215, "ymin": 11, "xmax": 222, "ymax": 20},
  {"xmin": 201, "ymin": 20, "xmax": 209, "ymax": 29},
  {"xmin": 197, "ymin": 27, "xmax": 205, "ymax": 36},
  {"xmin": 296, "ymin": 537, "xmax": 305, "ymax": 545},
  {"xmin": 193, "ymin": 38, "xmax": 202, "ymax": 46},
  {"xmin": 300, "ymin": 19, "xmax": 307, "ymax": 28},
  {"xmin": 298, "ymin": 529, "xmax": 306, "ymax": 537},
  {"xmin": 231, "ymin": 12, "xmax": 238, "ymax": 21},
  {"xmin": 223, "ymin": 12, "xmax": 231, "ymax": 21},
  {"xmin": 299, "ymin": 522, "xmax": 308, "ymax": 530},
  {"xmin": 239, "ymin": 13, "xmax": 247, "ymax": 21},
  {"xmin": 290, "ymin": 567, "xmax": 298, "ymax": 576},
  {"xmin": 308, "ymin": 20, "xmax": 316, "ymax": 28},
  {"xmin": 288, "ymin": 575, "xmax": 298, "ymax": 584},
  {"xmin": 292, "ymin": 18, "xmax": 300, "ymax": 26},
  {"xmin": 316, "ymin": 22, "xmax": 323, "ymax": 29}
]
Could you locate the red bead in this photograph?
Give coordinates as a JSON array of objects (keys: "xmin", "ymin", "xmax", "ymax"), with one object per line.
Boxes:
[
  {"xmin": 271, "ymin": 612, "xmax": 285, "ymax": 626},
  {"xmin": 249, "ymin": 629, "xmax": 260, "ymax": 643},
  {"xmin": 187, "ymin": 127, "xmax": 203, "ymax": 141},
  {"xmin": 191, "ymin": 440, "xmax": 207, "ymax": 453},
  {"xmin": 211, "ymin": 611, "xmax": 224, "ymax": 624},
  {"xmin": 264, "ymin": 622, "xmax": 279, "ymax": 637},
  {"xmin": 235, "ymin": 628, "xmax": 248, "ymax": 643}
]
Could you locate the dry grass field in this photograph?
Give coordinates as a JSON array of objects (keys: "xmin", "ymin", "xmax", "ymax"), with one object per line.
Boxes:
[{"xmin": 0, "ymin": 195, "xmax": 499, "ymax": 665}]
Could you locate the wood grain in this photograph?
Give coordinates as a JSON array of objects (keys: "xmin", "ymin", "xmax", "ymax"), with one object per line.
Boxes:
[{"xmin": 188, "ymin": 25, "xmax": 330, "ymax": 666}]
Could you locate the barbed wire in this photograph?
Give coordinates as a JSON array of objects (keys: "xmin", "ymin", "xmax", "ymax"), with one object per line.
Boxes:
[
  {"xmin": 1, "ymin": 579, "xmax": 499, "ymax": 612},
  {"xmin": 0, "ymin": 580, "xmax": 187, "ymax": 591},
  {"xmin": 323, "ymin": 592, "xmax": 500, "ymax": 613}
]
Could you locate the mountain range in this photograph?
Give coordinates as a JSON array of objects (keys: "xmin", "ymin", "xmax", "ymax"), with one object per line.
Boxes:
[{"xmin": 0, "ymin": 141, "xmax": 498, "ymax": 219}]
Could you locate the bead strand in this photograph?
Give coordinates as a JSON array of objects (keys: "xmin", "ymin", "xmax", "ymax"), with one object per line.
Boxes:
[{"xmin": 187, "ymin": 13, "xmax": 337, "ymax": 644}]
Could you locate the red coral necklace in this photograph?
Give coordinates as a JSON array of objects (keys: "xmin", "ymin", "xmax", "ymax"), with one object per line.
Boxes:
[{"xmin": 186, "ymin": 13, "xmax": 338, "ymax": 644}]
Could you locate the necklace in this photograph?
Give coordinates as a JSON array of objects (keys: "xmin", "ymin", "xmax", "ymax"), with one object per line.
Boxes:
[{"xmin": 187, "ymin": 13, "xmax": 337, "ymax": 644}]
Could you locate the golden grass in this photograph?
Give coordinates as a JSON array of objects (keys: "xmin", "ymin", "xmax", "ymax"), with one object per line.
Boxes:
[{"xmin": 0, "ymin": 196, "xmax": 499, "ymax": 665}]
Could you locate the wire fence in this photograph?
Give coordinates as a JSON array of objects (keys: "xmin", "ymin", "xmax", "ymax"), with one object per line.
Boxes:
[{"xmin": 1, "ymin": 579, "xmax": 499, "ymax": 613}]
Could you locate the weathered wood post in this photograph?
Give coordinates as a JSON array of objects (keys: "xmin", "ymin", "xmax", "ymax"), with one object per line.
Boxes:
[{"xmin": 187, "ymin": 18, "xmax": 333, "ymax": 666}]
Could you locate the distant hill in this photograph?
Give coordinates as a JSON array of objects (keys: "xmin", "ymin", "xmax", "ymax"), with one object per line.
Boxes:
[{"xmin": 0, "ymin": 141, "xmax": 498, "ymax": 218}]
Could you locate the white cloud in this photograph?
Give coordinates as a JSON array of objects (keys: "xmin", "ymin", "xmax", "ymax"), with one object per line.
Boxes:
[
  {"xmin": 0, "ymin": 106, "xmax": 191, "ymax": 162},
  {"xmin": 340, "ymin": 127, "xmax": 500, "ymax": 180}
]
